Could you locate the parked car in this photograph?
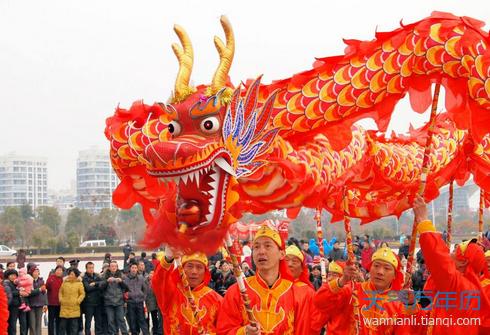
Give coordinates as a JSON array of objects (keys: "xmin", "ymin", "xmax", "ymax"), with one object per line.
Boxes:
[
  {"xmin": 0, "ymin": 245, "xmax": 17, "ymax": 256},
  {"xmin": 80, "ymin": 240, "xmax": 106, "ymax": 247}
]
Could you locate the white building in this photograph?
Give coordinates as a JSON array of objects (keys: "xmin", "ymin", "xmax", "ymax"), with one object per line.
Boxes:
[
  {"xmin": 76, "ymin": 147, "xmax": 117, "ymax": 213},
  {"xmin": 0, "ymin": 153, "xmax": 48, "ymax": 211}
]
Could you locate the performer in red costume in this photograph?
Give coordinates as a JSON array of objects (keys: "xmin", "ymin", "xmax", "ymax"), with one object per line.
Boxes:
[
  {"xmin": 0, "ymin": 283, "xmax": 8, "ymax": 333},
  {"xmin": 217, "ymin": 225, "xmax": 310, "ymax": 335},
  {"xmin": 314, "ymin": 246, "xmax": 414, "ymax": 334},
  {"xmin": 413, "ymin": 195, "xmax": 490, "ymax": 335},
  {"xmin": 152, "ymin": 250, "xmax": 223, "ymax": 334}
]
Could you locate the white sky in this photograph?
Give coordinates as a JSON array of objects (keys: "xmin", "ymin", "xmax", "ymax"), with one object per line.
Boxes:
[{"xmin": 0, "ymin": 0, "xmax": 488, "ymax": 191}]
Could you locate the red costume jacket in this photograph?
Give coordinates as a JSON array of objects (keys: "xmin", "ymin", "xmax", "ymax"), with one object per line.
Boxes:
[
  {"xmin": 417, "ymin": 220, "xmax": 489, "ymax": 335},
  {"xmin": 152, "ymin": 259, "xmax": 223, "ymax": 335},
  {"xmin": 314, "ymin": 279, "xmax": 414, "ymax": 334},
  {"xmin": 217, "ymin": 273, "xmax": 310, "ymax": 334}
]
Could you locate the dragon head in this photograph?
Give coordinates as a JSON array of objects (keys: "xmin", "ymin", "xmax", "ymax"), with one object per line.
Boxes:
[{"xmin": 133, "ymin": 17, "xmax": 278, "ymax": 252}]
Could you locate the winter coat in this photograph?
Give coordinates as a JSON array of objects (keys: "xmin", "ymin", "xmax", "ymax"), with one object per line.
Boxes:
[
  {"xmin": 82, "ymin": 272, "xmax": 103, "ymax": 306},
  {"xmin": 28, "ymin": 277, "xmax": 47, "ymax": 307},
  {"xmin": 99, "ymin": 270, "xmax": 128, "ymax": 306},
  {"xmin": 123, "ymin": 273, "xmax": 147, "ymax": 304},
  {"xmin": 145, "ymin": 277, "xmax": 158, "ymax": 312},
  {"xmin": 328, "ymin": 248, "xmax": 346, "ymax": 262},
  {"xmin": 3, "ymin": 279, "xmax": 21, "ymax": 307},
  {"xmin": 59, "ymin": 277, "xmax": 85, "ymax": 318},
  {"xmin": 46, "ymin": 274, "xmax": 63, "ymax": 306},
  {"xmin": 210, "ymin": 268, "xmax": 236, "ymax": 296}
]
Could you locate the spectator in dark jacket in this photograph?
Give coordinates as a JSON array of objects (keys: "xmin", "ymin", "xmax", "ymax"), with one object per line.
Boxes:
[
  {"xmin": 99, "ymin": 261, "xmax": 129, "ymax": 335},
  {"xmin": 328, "ymin": 241, "xmax": 346, "ymax": 261},
  {"xmin": 140, "ymin": 252, "xmax": 154, "ymax": 274},
  {"xmin": 82, "ymin": 262, "xmax": 104, "ymax": 335},
  {"xmin": 211, "ymin": 260, "xmax": 236, "ymax": 296},
  {"xmin": 27, "ymin": 267, "xmax": 47, "ymax": 335},
  {"xmin": 122, "ymin": 241, "xmax": 132, "ymax": 264},
  {"xmin": 4, "ymin": 269, "xmax": 21, "ymax": 335},
  {"xmin": 46, "ymin": 265, "xmax": 64, "ymax": 335},
  {"xmin": 145, "ymin": 270, "xmax": 162, "ymax": 335},
  {"xmin": 398, "ymin": 237, "xmax": 410, "ymax": 260},
  {"xmin": 124, "ymin": 263, "xmax": 149, "ymax": 335}
]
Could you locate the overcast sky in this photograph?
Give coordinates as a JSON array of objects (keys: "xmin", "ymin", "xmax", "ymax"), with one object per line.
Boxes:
[{"xmin": 1, "ymin": 0, "xmax": 488, "ymax": 191}]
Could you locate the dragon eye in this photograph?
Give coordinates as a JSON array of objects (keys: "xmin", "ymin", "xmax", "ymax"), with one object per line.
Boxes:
[
  {"xmin": 168, "ymin": 121, "xmax": 182, "ymax": 136},
  {"xmin": 200, "ymin": 116, "xmax": 220, "ymax": 134}
]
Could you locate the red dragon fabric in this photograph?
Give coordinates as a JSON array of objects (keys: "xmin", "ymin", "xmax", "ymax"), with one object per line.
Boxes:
[{"xmin": 105, "ymin": 13, "xmax": 490, "ymax": 254}]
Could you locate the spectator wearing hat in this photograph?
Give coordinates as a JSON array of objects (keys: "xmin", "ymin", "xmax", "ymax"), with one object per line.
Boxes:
[
  {"xmin": 46, "ymin": 265, "xmax": 64, "ymax": 335},
  {"xmin": 4, "ymin": 268, "xmax": 21, "ymax": 335},
  {"xmin": 68, "ymin": 259, "xmax": 80, "ymax": 270},
  {"xmin": 27, "ymin": 266, "xmax": 47, "ymax": 335}
]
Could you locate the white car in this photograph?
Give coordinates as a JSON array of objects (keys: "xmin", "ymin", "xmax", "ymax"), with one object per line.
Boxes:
[{"xmin": 0, "ymin": 245, "xmax": 17, "ymax": 256}]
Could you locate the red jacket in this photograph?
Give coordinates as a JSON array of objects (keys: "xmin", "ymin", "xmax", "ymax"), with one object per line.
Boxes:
[
  {"xmin": 417, "ymin": 220, "xmax": 490, "ymax": 335},
  {"xmin": 46, "ymin": 274, "xmax": 63, "ymax": 306}
]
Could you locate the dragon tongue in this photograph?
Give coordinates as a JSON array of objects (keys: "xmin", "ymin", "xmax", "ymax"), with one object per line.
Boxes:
[{"xmin": 177, "ymin": 200, "xmax": 201, "ymax": 226}]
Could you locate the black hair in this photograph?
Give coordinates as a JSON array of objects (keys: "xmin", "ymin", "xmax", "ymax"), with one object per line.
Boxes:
[
  {"xmin": 67, "ymin": 268, "xmax": 80, "ymax": 277},
  {"xmin": 151, "ymin": 253, "xmax": 157, "ymax": 260},
  {"xmin": 85, "ymin": 262, "xmax": 94, "ymax": 268},
  {"xmin": 141, "ymin": 252, "xmax": 147, "ymax": 258},
  {"xmin": 6, "ymin": 261, "xmax": 15, "ymax": 268},
  {"xmin": 57, "ymin": 256, "xmax": 65, "ymax": 262}
]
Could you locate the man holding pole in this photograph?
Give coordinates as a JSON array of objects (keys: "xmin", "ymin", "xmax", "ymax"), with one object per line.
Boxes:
[
  {"xmin": 314, "ymin": 246, "xmax": 414, "ymax": 334},
  {"xmin": 217, "ymin": 224, "xmax": 310, "ymax": 334},
  {"xmin": 152, "ymin": 249, "xmax": 223, "ymax": 334},
  {"xmin": 413, "ymin": 195, "xmax": 490, "ymax": 335}
]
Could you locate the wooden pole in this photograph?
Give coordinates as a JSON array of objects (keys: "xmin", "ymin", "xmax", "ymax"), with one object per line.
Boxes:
[{"xmin": 405, "ymin": 82, "xmax": 441, "ymax": 289}]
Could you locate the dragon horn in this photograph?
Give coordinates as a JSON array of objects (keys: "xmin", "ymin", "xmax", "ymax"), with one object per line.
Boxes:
[
  {"xmin": 172, "ymin": 24, "xmax": 194, "ymax": 102},
  {"xmin": 210, "ymin": 16, "xmax": 235, "ymax": 94}
]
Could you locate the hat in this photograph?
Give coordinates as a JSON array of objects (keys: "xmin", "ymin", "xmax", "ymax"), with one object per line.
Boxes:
[
  {"xmin": 368, "ymin": 247, "xmax": 403, "ymax": 290},
  {"xmin": 371, "ymin": 247, "xmax": 399, "ymax": 269},
  {"xmin": 285, "ymin": 245, "xmax": 304, "ymax": 262},
  {"xmin": 26, "ymin": 262, "xmax": 39, "ymax": 273},
  {"xmin": 328, "ymin": 261, "xmax": 345, "ymax": 275},
  {"xmin": 69, "ymin": 259, "xmax": 80, "ymax": 265},
  {"xmin": 485, "ymin": 250, "xmax": 490, "ymax": 258},
  {"xmin": 181, "ymin": 253, "xmax": 208, "ymax": 267},
  {"xmin": 254, "ymin": 224, "xmax": 283, "ymax": 249},
  {"xmin": 4, "ymin": 269, "xmax": 18, "ymax": 278}
]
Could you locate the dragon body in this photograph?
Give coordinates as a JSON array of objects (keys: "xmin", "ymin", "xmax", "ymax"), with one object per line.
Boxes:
[{"xmin": 105, "ymin": 12, "xmax": 490, "ymax": 253}]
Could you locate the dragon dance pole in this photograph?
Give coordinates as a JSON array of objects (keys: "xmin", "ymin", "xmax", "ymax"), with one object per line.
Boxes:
[
  {"xmin": 343, "ymin": 190, "xmax": 360, "ymax": 335},
  {"xmin": 174, "ymin": 257, "xmax": 206, "ymax": 334},
  {"xmin": 315, "ymin": 207, "xmax": 328, "ymax": 282},
  {"xmin": 446, "ymin": 180, "xmax": 454, "ymax": 248},
  {"xmin": 223, "ymin": 233, "xmax": 258, "ymax": 328},
  {"xmin": 479, "ymin": 189, "xmax": 485, "ymax": 241},
  {"xmin": 405, "ymin": 82, "xmax": 441, "ymax": 289}
]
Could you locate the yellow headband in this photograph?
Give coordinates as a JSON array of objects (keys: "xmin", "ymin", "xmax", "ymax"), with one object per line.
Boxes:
[
  {"xmin": 458, "ymin": 239, "xmax": 478, "ymax": 256},
  {"xmin": 328, "ymin": 261, "xmax": 344, "ymax": 274},
  {"xmin": 254, "ymin": 225, "xmax": 283, "ymax": 248},
  {"xmin": 182, "ymin": 253, "xmax": 208, "ymax": 267},
  {"xmin": 371, "ymin": 247, "xmax": 398, "ymax": 269},
  {"xmin": 285, "ymin": 245, "xmax": 304, "ymax": 262}
]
